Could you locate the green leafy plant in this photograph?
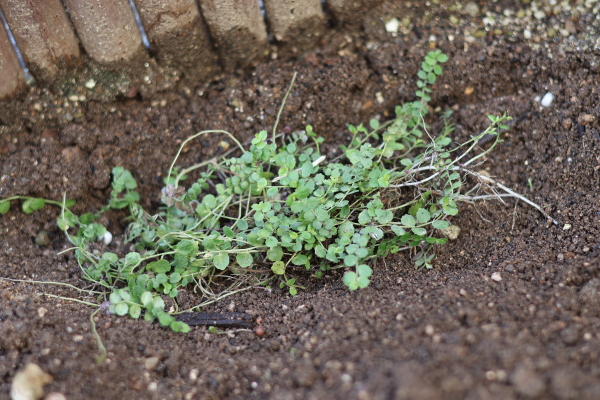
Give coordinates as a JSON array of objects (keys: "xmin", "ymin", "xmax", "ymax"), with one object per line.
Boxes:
[
  {"xmin": 0, "ymin": 196, "xmax": 75, "ymax": 216},
  {"xmin": 1, "ymin": 51, "xmax": 555, "ymax": 332}
]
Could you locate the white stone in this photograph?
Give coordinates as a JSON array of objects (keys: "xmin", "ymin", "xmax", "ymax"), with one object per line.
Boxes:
[
  {"xmin": 100, "ymin": 231, "xmax": 113, "ymax": 245},
  {"xmin": 385, "ymin": 18, "xmax": 400, "ymax": 36},
  {"xmin": 541, "ymin": 92, "xmax": 554, "ymax": 107}
]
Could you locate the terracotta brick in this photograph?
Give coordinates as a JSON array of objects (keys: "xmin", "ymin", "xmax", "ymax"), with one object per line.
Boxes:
[
  {"xmin": 263, "ymin": 0, "xmax": 325, "ymax": 53},
  {"xmin": 199, "ymin": 0, "xmax": 268, "ymax": 71},
  {"xmin": 0, "ymin": 0, "xmax": 79, "ymax": 82},
  {"xmin": 327, "ymin": 0, "xmax": 384, "ymax": 25},
  {"xmin": 63, "ymin": 0, "xmax": 144, "ymax": 64},
  {"xmin": 0, "ymin": 18, "xmax": 24, "ymax": 100},
  {"xmin": 133, "ymin": 0, "xmax": 217, "ymax": 81}
]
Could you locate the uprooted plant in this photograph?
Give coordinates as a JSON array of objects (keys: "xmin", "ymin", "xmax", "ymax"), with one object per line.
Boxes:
[{"xmin": 1, "ymin": 50, "xmax": 556, "ymax": 333}]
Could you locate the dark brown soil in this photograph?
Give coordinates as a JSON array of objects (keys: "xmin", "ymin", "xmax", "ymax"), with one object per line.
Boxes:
[{"xmin": 2, "ymin": 2, "xmax": 600, "ymax": 399}]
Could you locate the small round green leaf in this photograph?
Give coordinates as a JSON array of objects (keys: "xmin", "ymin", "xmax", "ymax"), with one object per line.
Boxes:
[
  {"xmin": 102, "ymin": 252, "xmax": 119, "ymax": 263},
  {"xmin": 57, "ymin": 217, "xmax": 69, "ymax": 231},
  {"xmin": 432, "ymin": 220, "xmax": 450, "ymax": 230},
  {"xmin": 267, "ymin": 246, "xmax": 283, "ymax": 262},
  {"xmin": 213, "ymin": 253, "xmax": 229, "ymax": 270},
  {"xmin": 401, "ymin": 214, "xmax": 415, "ymax": 227},
  {"xmin": 152, "ymin": 296, "xmax": 165, "ymax": 310},
  {"xmin": 291, "ymin": 254, "xmax": 308, "ymax": 265},
  {"xmin": 141, "ymin": 292, "xmax": 153, "ymax": 307},
  {"xmin": 169, "ymin": 273, "xmax": 182, "ymax": 284},
  {"xmin": 109, "ymin": 292, "xmax": 122, "ymax": 304},
  {"xmin": 170, "ymin": 321, "xmax": 191, "ymax": 333},
  {"xmin": 266, "ymin": 187, "xmax": 278, "ymax": 198},
  {"xmin": 376, "ymin": 210, "xmax": 394, "ymax": 225},
  {"xmin": 391, "ymin": 225, "xmax": 406, "ymax": 236},
  {"xmin": 236, "ymin": 252, "xmax": 253, "ymax": 268},
  {"xmin": 115, "ymin": 303, "xmax": 129, "ymax": 316},
  {"xmin": 343, "ymin": 272, "xmax": 358, "ymax": 290},
  {"xmin": 0, "ymin": 201, "xmax": 10, "ymax": 215},
  {"xmin": 356, "ymin": 264, "xmax": 373, "ymax": 278},
  {"xmin": 147, "ymin": 259, "xmax": 171, "ymax": 273},
  {"xmin": 416, "ymin": 208, "xmax": 431, "ymax": 223},
  {"xmin": 237, "ymin": 219, "xmax": 249, "ymax": 231},
  {"xmin": 129, "ymin": 304, "xmax": 141, "ymax": 319},
  {"xmin": 265, "ymin": 236, "xmax": 279, "ymax": 248},
  {"xmin": 344, "ymin": 254, "xmax": 358, "ymax": 267},
  {"xmin": 154, "ymin": 273, "xmax": 168, "ymax": 284},
  {"xmin": 22, "ymin": 198, "xmax": 45, "ymax": 214},
  {"xmin": 411, "ymin": 227, "xmax": 427, "ymax": 236},
  {"xmin": 158, "ymin": 312, "xmax": 174, "ymax": 327},
  {"xmin": 271, "ymin": 261, "xmax": 285, "ymax": 275}
]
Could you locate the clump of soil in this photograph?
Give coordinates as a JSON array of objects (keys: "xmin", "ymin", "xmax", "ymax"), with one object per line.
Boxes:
[{"xmin": 1, "ymin": 2, "xmax": 600, "ymax": 399}]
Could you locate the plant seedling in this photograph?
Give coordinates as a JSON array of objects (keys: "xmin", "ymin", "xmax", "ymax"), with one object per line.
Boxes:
[{"xmin": 1, "ymin": 51, "xmax": 555, "ymax": 333}]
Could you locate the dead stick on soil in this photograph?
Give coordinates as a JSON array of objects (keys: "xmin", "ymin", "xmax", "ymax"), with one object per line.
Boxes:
[
  {"xmin": 272, "ymin": 71, "xmax": 298, "ymax": 143},
  {"xmin": 460, "ymin": 171, "xmax": 558, "ymax": 225},
  {"xmin": 511, "ymin": 199, "xmax": 519, "ymax": 232},
  {"xmin": 0, "ymin": 277, "xmax": 102, "ymax": 294}
]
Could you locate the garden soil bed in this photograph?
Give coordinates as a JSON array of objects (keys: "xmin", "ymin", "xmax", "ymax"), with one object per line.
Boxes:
[{"xmin": 1, "ymin": 2, "xmax": 600, "ymax": 399}]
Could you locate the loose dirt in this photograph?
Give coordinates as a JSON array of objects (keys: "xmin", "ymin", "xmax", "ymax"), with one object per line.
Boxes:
[{"xmin": 1, "ymin": 1, "xmax": 599, "ymax": 399}]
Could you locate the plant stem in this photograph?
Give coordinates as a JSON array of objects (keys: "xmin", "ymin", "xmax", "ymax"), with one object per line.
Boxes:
[{"xmin": 272, "ymin": 71, "xmax": 298, "ymax": 143}]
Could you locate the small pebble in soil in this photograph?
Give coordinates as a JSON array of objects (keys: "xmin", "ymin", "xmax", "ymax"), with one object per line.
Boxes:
[
  {"xmin": 35, "ymin": 231, "xmax": 50, "ymax": 247},
  {"xmin": 465, "ymin": 2, "xmax": 479, "ymax": 17},
  {"xmin": 37, "ymin": 307, "xmax": 48, "ymax": 318},
  {"xmin": 385, "ymin": 18, "xmax": 400, "ymax": 36},
  {"xmin": 100, "ymin": 231, "xmax": 113, "ymax": 245},
  {"xmin": 440, "ymin": 225, "xmax": 461, "ymax": 240},
  {"xmin": 541, "ymin": 92, "xmax": 554, "ymax": 107},
  {"xmin": 491, "ymin": 272, "xmax": 502, "ymax": 282},
  {"xmin": 486, "ymin": 370, "xmax": 497, "ymax": 380},
  {"xmin": 45, "ymin": 393, "xmax": 67, "ymax": 400},
  {"xmin": 144, "ymin": 356, "xmax": 160, "ymax": 371},
  {"xmin": 189, "ymin": 369, "xmax": 199, "ymax": 382},
  {"xmin": 577, "ymin": 114, "xmax": 595, "ymax": 125},
  {"xmin": 425, "ymin": 325, "xmax": 435, "ymax": 336},
  {"xmin": 560, "ymin": 326, "xmax": 580, "ymax": 346},
  {"xmin": 255, "ymin": 326, "xmax": 266, "ymax": 337},
  {"xmin": 10, "ymin": 363, "xmax": 53, "ymax": 400}
]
